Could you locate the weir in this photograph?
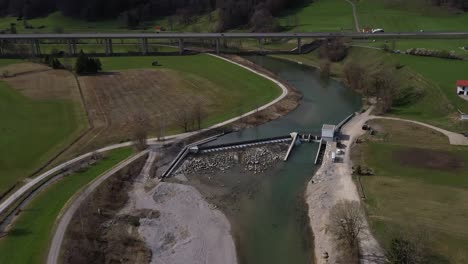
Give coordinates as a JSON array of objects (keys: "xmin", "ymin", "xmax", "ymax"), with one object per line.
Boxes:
[
  {"xmin": 283, "ymin": 132, "xmax": 298, "ymax": 161},
  {"xmin": 162, "ymin": 132, "xmax": 321, "ymax": 178}
]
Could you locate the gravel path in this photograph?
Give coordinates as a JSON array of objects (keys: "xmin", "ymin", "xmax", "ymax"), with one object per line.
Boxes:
[
  {"xmin": 345, "ymin": 0, "xmax": 360, "ymax": 32},
  {"xmin": 368, "ymin": 116, "xmax": 468, "ymax": 146}
]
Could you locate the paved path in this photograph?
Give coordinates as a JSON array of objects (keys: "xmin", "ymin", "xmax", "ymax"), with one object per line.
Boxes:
[
  {"xmin": 368, "ymin": 116, "xmax": 468, "ymax": 146},
  {"xmin": 46, "ymin": 151, "xmax": 149, "ymax": 264},
  {"xmin": 345, "ymin": 0, "xmax": 360, "ymax": 32}
]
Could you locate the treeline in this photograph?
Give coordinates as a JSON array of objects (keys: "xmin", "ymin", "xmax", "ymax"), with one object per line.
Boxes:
[
  {"xmin": 0, "ymin": 0, "xmax": 308, "ymax": 31},
  {"xmin": 429, "ymin": 0, "xmax": 468, "ymax": 10}
]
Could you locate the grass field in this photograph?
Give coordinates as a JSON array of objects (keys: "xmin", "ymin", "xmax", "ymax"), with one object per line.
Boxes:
[
  {"xmin": 272, "ymin": 46, "xmax": 468, "ymax": 131},
  {"xmin": 351, "ymin": 119, "xmax": 468, "ymax": 263},
  {"xmin": 0, "ymin": 67, "xmax": 87, "ymax": 196},
  {"xmin": 357, "ymin": 0, "xmax": 468, "ymax": 32},
  {"xmin": 353, "ymin": 39, "xmax": 468, "ymax": 58},
  {"xmin": 57, "ymin": 54, "xmax": 281, "ymax": 155},
  {"xmin": 0, "ymin": 54, "xmax": 280, "ymax": 200},
  {"xmin": 277, "ymin": 0, "xmax": 354, "ymax": 32},
  {"xmin": 0, "ymin": 147, "xmax": 133, "ymax": 264}
]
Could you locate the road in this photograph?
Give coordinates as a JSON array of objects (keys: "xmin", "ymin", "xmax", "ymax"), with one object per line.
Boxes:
[
  {"xmin": 46, "ymin": 150, "xmax": 149, "ymax": 264},
  {"xmin": 1, "ymin": 31, "xmax": 468, "ymax": 40}
]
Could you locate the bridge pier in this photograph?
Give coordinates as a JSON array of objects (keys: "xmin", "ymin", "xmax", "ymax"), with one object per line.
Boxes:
[
  {"xmin": 215, "ymin": 38, "xmax": 220, "ymax": 54},
  {"xmin": 258, "ymin": 38, "xmax": 264, "ymax": 53},
  {"xmin": 68, "ymin": 40, "xmax": 77, "ymax": 56},
  {"xmin": 30, "ymin": 39, "xmax": 41, "ymax": 57},
  {"xmin": 141, "ymin": 38, "xmax": 148, "ymax": 55},
  {"xmin": 297, "ymin": 37, "xmax": 302, "ymax": 54},
  {"xmin": 104, "ymin": 39, "xmax": 113, "ymax": 56},
  {"xmin": 178, "ymin": 38, "xmax": 184, "ymax": 55}
]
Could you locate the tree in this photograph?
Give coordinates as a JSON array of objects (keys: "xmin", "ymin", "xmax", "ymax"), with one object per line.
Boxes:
[
  {"xmin": 249, "ymin": 4, "xmax": 279, "ymax": 32},
  {"xmin": 387, "ymin": 231, "xmax": 430, "ymax": 264},
  {"xmin": 319, "ymin": 59, "xmax": 331, "ymax": 79},
  {"xmin": 173, "ymin": 108, "xmax": 193, "ymax": 132},
  {"xmin": 343, "ymin": 60, "xmax": 366, "ymax": 92},
  {"xmin": 328, "ymin": 200, "xmax": 365, "ymax": 262},
  {"xmin": 320, "ymin": 38, "xmax": 348, "ymax": 62},
  {"xmin": 75, "ymin": 50, "xmax": 102, "ymax": 75},
  {"xmin": 9, "ymin": 23, "xmax": 17, "ymax": 34},
  {"xmin": 192, "ymin": 100, "xmax": 205, "ymax": 131},
  {"xmin": 372, "ymin": 68, "xmax": 399, "ymax": 113},
  {"xmin": 132, "ymin": 113, "xmax": 149, "ymax": 150}
]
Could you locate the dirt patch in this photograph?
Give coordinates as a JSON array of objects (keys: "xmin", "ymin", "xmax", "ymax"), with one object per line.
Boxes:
[
  {"xmin": 0, "ymin": 62, "xmax": 50, "ymax": 77},
  {"xmin": 395, "ymin": 148, "xmax": 463, "ymax": 171},
  {"xmin": 4, "ymin": 68, "xmax": 81, "ymax": 101}
]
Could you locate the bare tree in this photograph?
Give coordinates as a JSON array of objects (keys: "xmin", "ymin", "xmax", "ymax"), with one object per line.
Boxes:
[
  {"xmin": 132, "ymin": 112, "xmax": 149, "ymax": 150},
  {"xmin": 154, "ymin": 113, "xmax": 166, "ymax": 141},
  {"xmin": 320, "ymin": 38, "xmax": 348, "ymax": 62},
  {"xmin": 173, "ymin": 108, "xmax": 193, "ymax": 132},
  {"xmin": 372, "ymin": 68, "xmax": 399, "ymax": 113},
  {"xmin": 343, "ymin": 60, "xmax": 366, "ymax": 92},
  {"xmin": 328, "ymin": 200, "xmax": 365, "ymax": 262},
  {"xmin": 192, "ymin": 99, "xmax": 205, "ymax": 131},
  {"xmin": 319, "ymin": 59, "xmax": 331, "ymax": 79}
]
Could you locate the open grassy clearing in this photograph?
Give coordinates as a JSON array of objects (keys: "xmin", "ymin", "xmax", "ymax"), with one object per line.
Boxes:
[
  {"xmin": 351, "ymin": 119, "xmax": 468, "ymax": 263},
  {"xmin": 0, "ymin": 66, "xmax": 87, "ymax": 196},
  {"xmin": 357, "ymin": 0, "xmax": 468, "ymax": 32},
  {"xmin": 0, "ymin": 147, "xmax": 133, "ymax": 264},
  {"xmin": 277, "ymin": 0, "xmax": 354, "ymax": 32}
]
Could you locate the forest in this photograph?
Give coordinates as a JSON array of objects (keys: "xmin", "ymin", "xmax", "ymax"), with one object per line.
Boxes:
[{"xmin": 0, "ymin": 0, "xmax": 467, "ymax": 31}]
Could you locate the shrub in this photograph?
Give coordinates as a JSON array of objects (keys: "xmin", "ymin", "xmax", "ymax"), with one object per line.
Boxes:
[
  {"xmin": 405, "ymin": 48, "xmax": 462, "ymax": 60},
  {"xmin": 75, "ymin": 50, "xmax": 102, "ymax": 74}
]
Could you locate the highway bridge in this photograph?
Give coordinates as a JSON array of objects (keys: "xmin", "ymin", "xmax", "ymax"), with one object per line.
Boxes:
[{"xmin": 1, "ymin": 31, "xmax": 468, "ymax": 56}]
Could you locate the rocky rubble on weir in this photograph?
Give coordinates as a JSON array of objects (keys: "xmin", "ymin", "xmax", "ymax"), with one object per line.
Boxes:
[{"xmin": 175, "ymin": 144, "xmax": 288, "ymax": 175}]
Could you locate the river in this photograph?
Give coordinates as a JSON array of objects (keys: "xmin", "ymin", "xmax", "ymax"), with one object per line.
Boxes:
[{"xmin": 189, "ymin": 56, "xmax": 361, "ymax": 264}]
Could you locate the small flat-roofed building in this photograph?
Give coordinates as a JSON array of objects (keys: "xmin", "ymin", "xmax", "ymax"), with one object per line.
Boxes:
[{"xmin": 322, "ymin": 124, "xmax": 336, "ymax": 142}]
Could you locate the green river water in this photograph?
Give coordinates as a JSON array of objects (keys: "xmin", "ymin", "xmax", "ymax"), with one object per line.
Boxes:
[{"xmin": 192, "ymin": 56, "xmax": 362, "ymax": 264}]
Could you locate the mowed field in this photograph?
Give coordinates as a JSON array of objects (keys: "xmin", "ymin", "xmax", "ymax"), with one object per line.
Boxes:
[
  {"xmin": 0, "ymin": 63, "xmax": 87, "ymax": 197},
  {"xmin": 351, "ymin": 119, "xmax": 468, "ymax": 263},
  {"xmin": 277, "ymin": 0, "xmax": 354, "ymax": 32},
  {"xmin": 0, "ymin": 147, "xmax": 133, "ymax": 264},
  {"xmin": 60, "ymin": 54, "xmax": 281, "ymax": 155}
]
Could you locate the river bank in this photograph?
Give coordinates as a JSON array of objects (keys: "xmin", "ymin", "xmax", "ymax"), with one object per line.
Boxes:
[{"xmin": 306, "ymin": 109, "xmax": 385, "ymax": 264}]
